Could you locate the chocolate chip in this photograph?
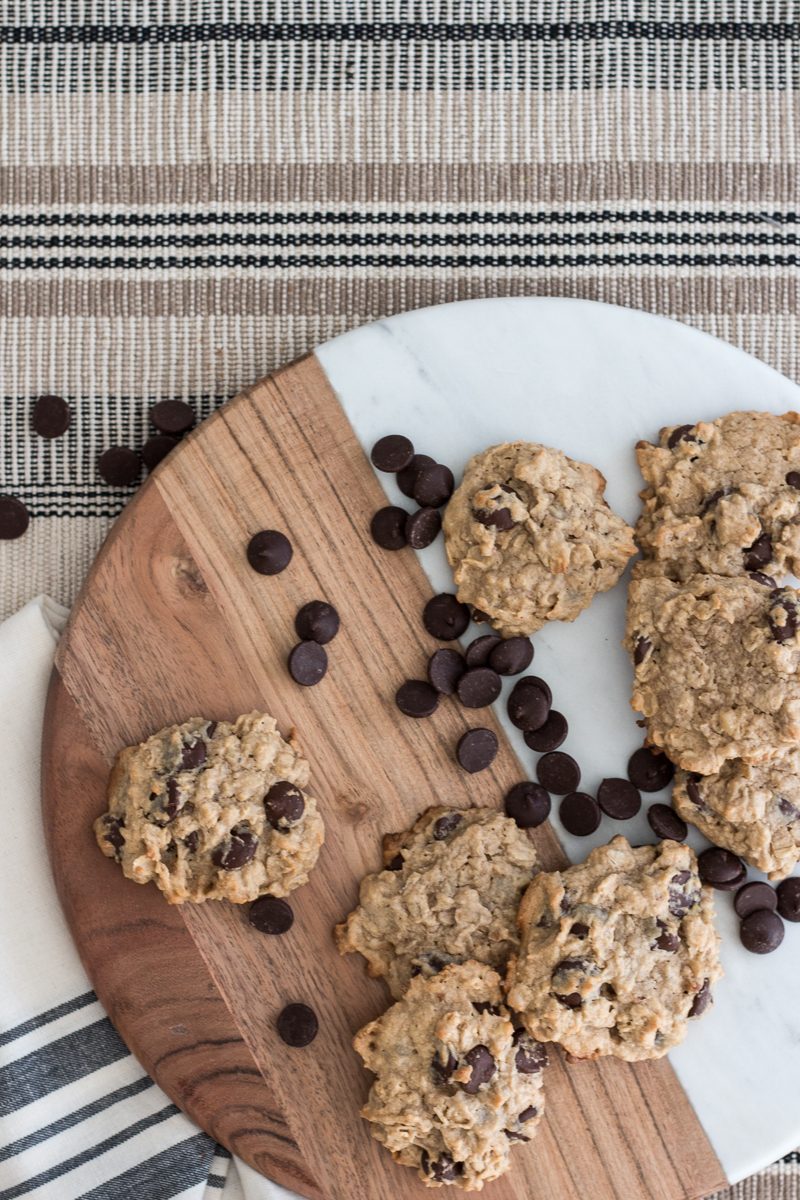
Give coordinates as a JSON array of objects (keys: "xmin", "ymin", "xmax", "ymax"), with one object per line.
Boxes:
[
  {"xmin": 627, "ymin": 746, "xmax": 675, "ymax": 792},
  {"xmin": 100, "ymin": 814, "xmax": 125, "ymax": 852},
  {"xmin": 180, "ymin": 739, "xmax": 206, "ymax": 770},
  {"xmin": 397, "ymin": 453, "xmax": 435, "ymax": 498},
  {"xmin": 647, "ymin": 804, "xmax": 687, "ymax": 842},
  {"xmin": 740, "ymin": 908, "xmax": 785, "ymax": 954},
  {"xmin": 524, "ymin": 710, "xmax": 568, "ymax": 752},
  {"xmin": 555, "ymin": 991, "xmax": 582, "ymax": 1009},
  {"xmin": 505, "ymin": 781, "xmax": 551, "ymax": 828},
  {"xmin": 668, "ymin": 877, "xmax": 701, "ymax": 918},
  {"xmin": 212, "ymin": 824, "xmax": 257, "ymax": 870},
  {"xmin": 294, "ymin": 600, "xmax": 340, "ymax": 645},
  {"xmin": 431, "ymin": 1049, "xmax": 458, "ymax": 1083},
  {"xmin": 778, "ymin": 796, "xmax": 800, "ymax": 819},
  {"xmin": 519, "ymin": 1105, "xmax": 539, "ymax": 1122},
  {"xmin": 633, "ymin": 636, "xmax": 652, "ymax": 665},
  {"xmin": 276, "ymin": 1002, "xmax": 318, "ymax": 1046},
  {"xmin": 423, "ymin": 593, "xmax": 470, "ymax": 640},
  {"xmin": 507, "ymin": 679, "xmax": 551, "ymax": 731},
  {"xmin": 247, "ymin": 529, "xmax": 293, "ymax": 575},
  {"xmin": 433, "ymin": 812, "xmax": 463, "ymax": 840},
  {"xmin": 768, "ymin": 589, "xmax": 798, "ymax": 644},
  {"xmin": 489, "ymin": 637, "xmax": 534, "ymax": 676},
  {"xmin": 396, "ymin": 679, "xmax": 440, "ymax": 718},
  {"xmin": 370, "ymin": 434, "xmax": 414, "ymax": 473},
  {"xmin": 462, "ymin": 1045, "xmax": 496, "ymax": 1093},
  {"xmin": 422, "ymin": 1152, "xmax": 461, "ymax": 1183},
  {"xmin": 370, "ymin": 505, "xmax": 408, "ymax": 550},
  {"xmin": 456, "ymin": 728, "xmax": 498, "ymax": 773},
  {"xmin": 698, "ymin": 847, "xmax": 746, "ymax": 889},
  {"xmin": 150, "ymin": 399, "xmax": 195, "ymax": 435},
  {"xmin": 667, "ymin": 423, "xmax": 696, "ymax": 449},
  {"xmin": 405, "ymin": 507, "xmax": 441, "ymax": 548},
  {"xmin": 653, "ymin": 920, "xmax": 680, "ymax": 952},
  {"xmin": 32, "ymin": 394, "xmax": 70, "ymax": 439},
  {"xmin": 427, "ymin": 648, "xmax": 466, "ymax": 694},
  {"xmin": 686, "ymin": 775, "xmax": 705, "ymax": 808},
  {"xmin": 472, "ymin": 1001, "xmax": 501, "ymax": 1016},
  {"xmin": 264, "ymin": 781, "xmax": 305, "ymax": 828},
  {"xmin": 776, "ymin": 877, "xmax": 800, "ymax": 922},
  {"xmin": 597, "ymin": 778, "xmax": 641, "ymax": 821},
  {"xmin": 537, "ymin": 752, "xmax": 580, "ymax": 795},
  {"xmin": 465, "ymin": 634, "xmax": 502, "ymax": 667},
  {"xmin": 97, "ymin": 445, "xmax": 140, "ymax": 486},
  {"xmin": 183, "ymin": 830, "xmax": 199, "ymax": 852},
  {"xmin": 514, "ymin": 1037, "xmax": 548, "ymax": 1074},
  {"xmin": 743, "ymin": 531, "xmax": 773, "ymax": 571},
  {"xmin": 387, "ymin": 853, "xmax": 403, "ymax": 871},
  {"xmin": 734, "ymin": 881, "xmax": 777, "ymax": 919},
  {"xmin": 0, "ymin": 495, "xmax": 30, "ymax": 540},
  {"xmin": 457, "ymin": 667, "xmax": 502, "ymax": 708},
  {"xmin": 249, "ymin": 895, "xmax": 294, "ymax": 935},
  {"xmin": 570, "ymin": 922, "xmax": 589, "ymax": 938},
  {"xmin": 560, "ymin": 792, "xmax": 601, "ymax": 837},
  {"xmin": 414, "ymin": 463, "xmax": 454, "ymax": 508},
  {"xmin": 475, "ymin": 504, "xmax": 515, "ymax": 530},
  {"xmin": 288, "ymin": 641, "xmax": 328, "ymax": 687},
  {"xmin": 786, "ymin": 470, "xmax": 800, "ymax": 489},
  {"xmin": 470, "ymin": 607, "xmax": 491, "ymax": 624},
  {"xmin": 700, "ymin": 487, "xmax": 729, "ymax": 515},
  {"xmin": 141, "ymin": 434, "xmax": 179, "ymax": 470},
  {"xmin": 688, "ymin": 979, "xmax": 712, "ymax": 1016},
  {"xmin": 749, "ymin": 570, "xmax": 778, "ymax": 588}
]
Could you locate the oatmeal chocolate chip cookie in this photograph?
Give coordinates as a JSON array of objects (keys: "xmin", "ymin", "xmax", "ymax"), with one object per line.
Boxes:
[
  {"xmin": 442, "ymin": 442, "xmax": 635, "ymax": 638},
  {"xmin": 336, "ymin": 808, "xmax": 537, "ymax": 999},
  {"xmin": 354, "ymin": 961, "xmax": 547, "ymax": 1190},
  {"xmin": 625, "ymin": 566, "xmax": 800, "ymax": 775},
  {"xmin": 635, "ymin": 411, "xmax": 800, "ymax": 581},
  {"xmin": 674, "ymin": 755, "xmax": 800, "ymax": 881},
  {"xmin": 506, "ymin": 836, "xmax": 721, "ymax": 1062},
  {"xmin": 94, "ymin": 711, "xmax": 324, "ymax": 904}
]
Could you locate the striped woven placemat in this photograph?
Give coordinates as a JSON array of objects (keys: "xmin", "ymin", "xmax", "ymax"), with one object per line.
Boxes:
[{"xmin": 0, "ymin": 5, "xmax": 798, "ymax": 1191}]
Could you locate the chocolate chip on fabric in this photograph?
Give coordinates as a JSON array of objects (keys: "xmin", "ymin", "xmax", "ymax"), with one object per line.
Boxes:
[
  {"xmin": 698, "ymin": 847, "xmax": 746, "ymax": 889},
  {"xmin": 633, "ymin": 636, "xmax": 652, "ymax": 665},
  {"xmin": 465, "ymin": 634, "xmax": 502, "ymax": 667},
  {"xmin": 370, "ymin": 506, "xmax": 409, "ymax": 550},
  {"xmin": 249, "ymin": 895, "xmax": 294, "ymax": 935},
  {"xmin": 427, "ymin": 648, "xmax": 465, "ymax": 695},
  {"xmin": 667, "ymin": 423, "xmax": 696, "ymax": 449},
  {"xmin": 559, "ymin": 792, "xmax": 601, "ymax": 837},
  {"xmin": 397, "ymin": 454, "xmax": 435, "ymax": 498},
  {"xmin": 264, "ymin": 780, "xmax": 305, "ymax": 827},
  {"xmin": 0, "ymin": 495, "xmax": 30, "ymax": 540},
  {"xmin": 288, "ymin": 641, "xmax": 328, "ymax": 686},
  {"xmin": 688, "ymin": 979, "xmax": 712, "ymax": 1016},
  {"xmin": 627, "ymin": 746, "xmax": 675, "ymax": 792},
  {"xmin": 433, "ymin": 812, "xmax": 463, "ymax": 840},
  {"xmin": 537, "ymin": 752, "xmax": 580, "ymax": 795},
  {"xmin": 646, "ymin": 804, "xmax": 687, "ymax": 842},
  {"xmin": 370, "ymin": 434, "xmax": 414, "ymax": 473},
  {"xmin": 212, "ymin": 825, "xmax": 258, "ymax": 870},
  {"xmin": 457, "ymin": 667, "xmax": 502, "ymax": 708},
  {"xmin": 247, "ymin": 529, "xmax": 293, "ymax": 575},
  {"xmin": 97, "ymin": 445, "xmax": 141, "ymax": 487},
  {"xmin": 405, "ymin": 506, "xmax": 442, "ymax": 548},
  {"xmin": 597, "ymin": 778, "xmax": 641, "ymax": 821},
  {"xmin": 507, "ymin": 679, "xmax": 551, "ymax": 731},
  {"xmin": 734, "ymin": 881, "xmax": 777, "ymax": 920},
  {"xmin": 295, "ymin": 600, "xmax": 340, "ymax": 644},
  {"xmin": 740, "ymin": 909, "xmax": 785, "ymax": 954},
  {"xmin": 462, "ymin": 1045, "xmax": 496, "ymax": 1094},
  {"xmin": 423, "ymin": 592, "xmax": 470, "ymax": 640},
  {"xmin": 276, "ymin": 1002, "xmax": 319, "ymax": 1046},
  {"xmin": 489, "ymin": 636, "xmax": 534, "ymax": 676},
  {"xmin": 456, "ymin": 728, "xmax": 498, "ymax": 773},
  {"xmin": 776, "ymin": 877, "xmax": 800, "ymax": 922},
  {"xmin": 413, "ymin": 463, "xmax": 455, "ymax": 508},
  {"xmin": 524, "ymin": 710, "xmax": 568, "ymax": 752},
  {"xmin": 142, "ymin": 434, "xmax": 179, "ymax": 471},
  {"xmin": 180, "ymin": 739, "xmax": 207, "ymax": 769},
  {"xmin": 743, "ymin": 531, "xmax": 773, "ymax": 571},
  {"xmin": 32, "ymin": 394, "xmax": 70, "ymax": 439},
  {"xmin": 505, "ymin": 782, "xmax": 551, "ymax": 828},
  {"xmin": 150, "ymin": 399, "xmax": 195, "ymax": 435},
  {"xmin": 786, "ymin": 471, "xmax": 800, "ymax": 490},
  {"xmin": 396, "ymin": 679, "xmax": 440, "ymax": 718}
]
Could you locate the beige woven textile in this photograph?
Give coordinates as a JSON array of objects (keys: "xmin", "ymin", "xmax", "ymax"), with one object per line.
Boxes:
[{"xmin": 0, "ymin": 2, "xmax": 798, "ymax": 1194}]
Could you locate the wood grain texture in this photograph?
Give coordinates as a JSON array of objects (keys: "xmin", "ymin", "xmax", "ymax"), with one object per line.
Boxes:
[{"xmin": 43, "ymin": 352, "xmax": 726, "ymax": 1200}]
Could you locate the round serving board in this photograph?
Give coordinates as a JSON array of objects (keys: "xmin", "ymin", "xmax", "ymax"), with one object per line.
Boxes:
[{"xmin": 43, "ymin": 299, "xmax": 800, "ymax": 1199}]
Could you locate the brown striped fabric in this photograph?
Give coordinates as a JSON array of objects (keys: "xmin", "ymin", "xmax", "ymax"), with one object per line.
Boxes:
[{"xmin": 0, "ymin": 5, "xmax": 798, "ymax": 1190}]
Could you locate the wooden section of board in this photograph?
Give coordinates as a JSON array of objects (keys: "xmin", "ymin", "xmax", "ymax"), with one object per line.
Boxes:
[{"xmin": 42, "ymin": 353, "xmax": 726, "ymax": 1200}]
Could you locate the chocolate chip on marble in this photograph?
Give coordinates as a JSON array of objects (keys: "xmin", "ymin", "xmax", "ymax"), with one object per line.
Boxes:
[
  {"xmin": 427, "ymin": 648, "xmax": 466, "ymax": 695},
  {"xmin": 264, "ymin": 780, "xmax": 305, "ymax": 828},
  {"xmin": 457, "ymin": 667, "xmax": 502, "ymax": 708},
  {"xmin": 462, "ymin": 1045, "xmax": 496, "ymax": 1093},
  {"xmin": 698, "ymin": 847, "xmax": 746, "ymax": 889},
  {"xmin": 465, "ymin": 634, "xmax": 502, "ymax": 667},
  {"xmin": 276, "ymin": 1002, "xmax": 319, "ymax": 1046},
  {"xmin": 98, "ymin": 446, "xmax": 140, "ymax": 487},
  {"xmin": 397, "ymin": 453, "xmax": 435, "ymax": 498},
  {"xmin": 212, "ymin": 824, "xmax": 257, "ymax": 870},
  {"xmin": 414, "ymin": 463, "xmax": 454, "ymax": 508},
  {"xmin": 0, "ymin": 495, "xmax": 30, "ymax": 540},
  {"xmin": 396, "ymin": 679, "xmax": 440, "ymax": 718},
  {"xmin": 776, "ymin": 877, "xmax": 800, "ymax": 922},
  {"xmin": 405, "ymin": 506, "xmax": 442, "ymax": 549},
  {"xmin": 288, "ymin": 641, "xmax": 328, "ymax": 686},
  {"xmin": 505, "ymin": 781, "xmax": 551, "ymax": 828},
  {"xmin": 370, "ymin": 506, "xmax": 408, "ymax": 550},
  {"xmin": 627, "ymin": 746, "xmax": 675, "ymax": 792},
  {"xmin": 559, "ymin": 792, "xmax": 601, "ymax": 837},
  {"xmin": 295, "ymin": 600, "xmax": 340, "ymax": 644},
  {"xmin": 370, "ymin": 434, "xmax": 414, "ymax": 473},
  {"xmin": 507, "ymin": 678, "xmax": 551, "ymax": 731},
  {"xmin": 456, "ymin": 728, "xmax": 498, "ymax": 773},
  {"xmin": 537, "ymin": 752, "xmax": 580, "ymax": 795},
  {"xmin": 734, "ymin": 881, "xmax": 777, "ymax": 920},
  {"xmin": 247, "ymin": 529, "xmax": 293, "ymax": 575},
  {"xmin": 646, "ymin": 804, "xmax": 687, "ymax": 842},
  {"xmin": 32, "ymin": 394, "xmax": 70, "ymax": 439},
  {"xmin": 150, "ymin": 399, "xmax": 195, "ymax": 435},
  {"xmin": 524, "ymin": 710, "xmax": 568, "ymax": 752},
  {"xmin": 597, "ymin": 778, "xmax": 641, "ymax": 821},
  {"xmin": 423, "ymin": 593, "xmax": 470, "ymax": 640},
  {"xmin": 249, "ymin": 895, "xmax": 294, "ymax": 935},
  {"xmin": 740, "ymin": 908, "xmax": 785, "ymax": 954},
  {"xmin": 489, "ymin": 636, "xmax": 534, "ymax": 676}
]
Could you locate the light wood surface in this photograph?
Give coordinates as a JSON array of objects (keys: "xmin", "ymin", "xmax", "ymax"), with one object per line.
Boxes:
[{"xmin": 42, "ymin": 353, "xmax": 726, "ymax": 1200}]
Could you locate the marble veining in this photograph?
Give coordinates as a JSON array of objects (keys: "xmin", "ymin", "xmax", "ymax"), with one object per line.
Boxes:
[{"xmin": 317, "ymin": 297, "xmax": 800, "ymax": 1184}]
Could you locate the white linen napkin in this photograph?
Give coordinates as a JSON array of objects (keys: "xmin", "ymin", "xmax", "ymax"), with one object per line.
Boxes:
[{"xmin": 0, "ymin": 597, "xmax": 295, "ymax": 1200}]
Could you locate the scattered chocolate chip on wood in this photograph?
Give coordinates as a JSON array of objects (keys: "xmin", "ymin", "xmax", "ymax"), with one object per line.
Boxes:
[
  {"xmin": 371, "ymin": 505, "xmax": 408, "ymax": 550},
  {"xmin": 295, "ymin": 600, "xmax": 340, "ymax": 644},
  {"xmin": 247, "ymin": 529, "xmax": 293, "ymax": 575},
  {"xmin": 288, "ymin": 641, "xmax": 328, "ymax": 687},
  {"xmin": 32, "ymin": 394, "xmax": 70, "ymax": 439},
  {"xmin": 427, "ymin": 648, "xmax": 466, "ymax": 695},
  {"xmin": 505, "ymin": 782, "xmax": 551, "ymax": 828},
  {"xmin": 423, "ymin": 592, "xmax": 470, "ymax": 641},
  {"xmin": 97, "ymin": 445, "xmax": 141, "ymax": 487},
  {"xmin": 0, "ymin": 495, "xmax": 30, "ymax": 540},
  {"xmin": 370, "ymin": 434, "xmax": 414, "ymax": 473},
  {"xmin": 456, "ymin": 728, "xmax": 498, "ymax": 773},
  {"xmin": 150, "ymin": 399, "xmax": 195, "ymax": 435},
  {"xmin": 396, "ymin": 679, "xmax": 440, "ymax": 718},
  {"xmin": 277, "ymin": 1002, "xmax": 319, "ymax": 1046},
  {"xmin": 249, "ymin": 895, "xmax": 294, "ymax": 935},
  {"xmin": 456, "ymin": 667, "xmax": 501, "ymax": 709}
]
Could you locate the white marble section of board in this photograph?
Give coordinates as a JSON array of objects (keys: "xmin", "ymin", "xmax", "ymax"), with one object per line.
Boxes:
[{"xmin": 317, "ymin": 297, "xmax": 800, "ymax": 1185}]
